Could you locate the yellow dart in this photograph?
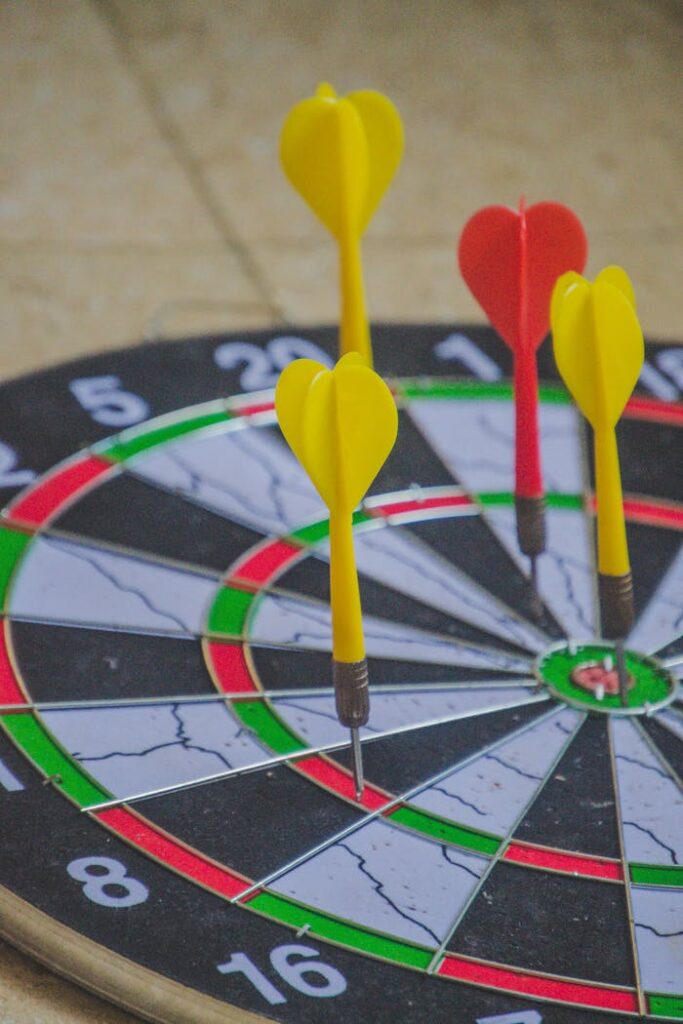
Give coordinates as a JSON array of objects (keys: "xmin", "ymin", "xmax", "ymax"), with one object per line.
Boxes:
[
  {"xmin": 275, "ymin": 352, "xmax": 398, "ymax": 797},
  {"xmin": 551, "ymin": 266, "xmax": 644, "ymax": 703},
  {"xmin": 280, "ymin": 83, "xmax": 404, "ymax": 367}
]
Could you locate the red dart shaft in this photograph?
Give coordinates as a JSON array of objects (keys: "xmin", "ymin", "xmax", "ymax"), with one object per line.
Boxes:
[
  {"xmin": 513, "ymin": 346, "xmax": 543, "ymax": 499},
  {"xmin": 515, "ymin": 200, "xmax": 543, "ymax": 501}
]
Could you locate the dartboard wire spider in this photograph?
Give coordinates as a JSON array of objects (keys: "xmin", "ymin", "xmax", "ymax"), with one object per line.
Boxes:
[
  {"xmin": 231, "ymin": 703, "xmax": 566, "ymax": 905},
  {"xmin": 80, "ymin": 687, "xmax": 550, "ymax": 814},
  {"xmin": 424, "ymin": 708, "xmax": 585, "ymax": 974},
  {"xmin": 0, "ymin": 676, "xmax": 542, "ymax": 714}
]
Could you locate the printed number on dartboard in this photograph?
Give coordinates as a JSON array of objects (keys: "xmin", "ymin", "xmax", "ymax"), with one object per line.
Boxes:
[
  {"xmin": 214, "ymin": 336, "xmax": 332, "ymax": 390},
  {"xmin": 435, "ymin": 330, "xmax": 683, "ymax": 399},
  {"xmin": 67, "ymin": 856, "xmax": 149, "ymax": 908},
  {"xmin": 69, "ymin": 376, "xmax": 150, "ymax": 427},
  {"xmin": 217, "ymin": 947, "xmax": 347, "ymax": 1005}
]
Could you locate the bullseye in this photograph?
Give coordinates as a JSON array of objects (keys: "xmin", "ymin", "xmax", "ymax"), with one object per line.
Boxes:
[{"xmin": 536, "ymin": 642, "xmax": 678, "ymax": 715}]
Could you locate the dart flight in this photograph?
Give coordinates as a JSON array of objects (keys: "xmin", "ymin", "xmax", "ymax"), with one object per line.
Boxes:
[
  {"xmin": 275, "ymin": 352, "xmax": 398, "ymax": 797},
  {"xmin": 280, "ymin": 83, "xmax": 403, "ymax": 367},
  {"xmin": 458, "ymin": 199, "xmax": 587, "ymax": 589},
  {"xmin": 552, "ymin": 266, "xmax": 644, "ymax": 701}
]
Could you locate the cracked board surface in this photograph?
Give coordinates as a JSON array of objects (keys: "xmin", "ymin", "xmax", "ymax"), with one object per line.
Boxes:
[{"xmin": 0, "ymin": 324, "xmax": 681, "ymax": 1024}]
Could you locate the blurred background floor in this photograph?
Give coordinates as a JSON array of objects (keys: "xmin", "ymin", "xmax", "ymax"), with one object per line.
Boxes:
[{"xmin": 0, "ymin": 1, "xmax": 681, "ymax": 1021}]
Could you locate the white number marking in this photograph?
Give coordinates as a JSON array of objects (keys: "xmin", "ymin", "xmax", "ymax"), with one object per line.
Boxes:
[
  {"xmin": 0, "ymin": 758, "xmax": 24, "ymax": 791},
  {"xmin": 477, "ymin": 1012, "xmax": 543, "ymax": 1024},
  {"xmin": 67, "ymin": 856, "xmax": 148, "ymax": 908},
  {"xmin": 214, "ymin": 336, "xmax": 332, "ymax": 391},
  {"xmin": 434, "ymin": 333, "xmax": 503, "ymax": 381},
  {"xmin": 217, "ymin": 945, "xmax": 347, "ymax": 1004},
  {"xmin": 269, "ymin": 944, "xmax": 347, "ymax": 998},
  {"xmin": 217, "ymin": 952, "xmax": 286, "ymax": 1005},
  {"xmin": 69, "ymin": 376, "xmax": 149, "ymax": 427},
  {"xmin": 0, "ymin": 442, "xmax": 36, "ymax": 488}
]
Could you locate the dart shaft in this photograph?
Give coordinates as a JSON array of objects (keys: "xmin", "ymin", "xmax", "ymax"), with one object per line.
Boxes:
[
  {"xmin": 513, "ymin": 347, "xmax": 543, "ymax": 500},
  {"xmin": 594, "ymin": 426, "xmax": 629, "ymax": 576},
  {"xmin": 339, "ymin": 232, "xmax": 371, "ymax": 365},
  {"xmin": 329, "ymin": 510, "xmax": 365, "ymax": 663}
]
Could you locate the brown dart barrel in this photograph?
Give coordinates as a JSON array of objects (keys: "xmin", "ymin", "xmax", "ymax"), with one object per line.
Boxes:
[
  {"xmin": 333, "ymin": 659, "xmax": 370, "ymax": 728},
  {"xmin": 599, "ymin": 571, "xmax": 635, "ymax": 640},
  {"xmin": 515, "ymin": 494, "xmax": 546, "ymax": 557}
]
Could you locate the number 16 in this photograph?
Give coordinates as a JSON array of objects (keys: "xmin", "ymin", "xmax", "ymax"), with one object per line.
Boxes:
[{"xmin": 217, "ymin": 944, "xmax": 347, "ymax": 1005}]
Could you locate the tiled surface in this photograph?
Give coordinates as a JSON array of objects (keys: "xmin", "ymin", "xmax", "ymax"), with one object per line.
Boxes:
[
  {"xmin": 1, "ymin": 1, "xmax": 681, "ymax": 1022},
  {"xmin": 0, "ymin": 938, "xmax": 134, "ymax": 1024}
]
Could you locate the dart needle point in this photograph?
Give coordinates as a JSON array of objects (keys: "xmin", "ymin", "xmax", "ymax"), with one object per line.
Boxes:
[
  {"xmin": 615, "ymin": 639, "xmax": 629, "ymax": 708},
  {"xmin": 529, "ymin": 555, "xmax": 543, "ymax": 622},
  {"xmin": 350, "ymin": 727, "xmax": 364, "ymax": 802}
]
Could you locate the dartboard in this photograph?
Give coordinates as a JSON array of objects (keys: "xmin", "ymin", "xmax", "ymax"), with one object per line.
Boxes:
[{"xmin": 0, "ymin": 325, "xmax": 681, "ymax": 1024}]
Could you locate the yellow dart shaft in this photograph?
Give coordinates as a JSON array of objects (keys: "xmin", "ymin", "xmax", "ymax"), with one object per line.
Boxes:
[
  {"xmin": 339, "ymin": 223, "xmax": 372, "ymax": 366},
  {"xmin": 594, "ymin": 425, "xmax": 630, "ymax": 576},
  {"xmin": 329, "ymin": 508, "xmax": 365, "ymax": 663}
]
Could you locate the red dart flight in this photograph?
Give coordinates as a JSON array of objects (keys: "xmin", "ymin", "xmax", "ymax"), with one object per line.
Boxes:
[{"xmin": 458, "ymin": 199, "xmax": 587, "ymax": 585}]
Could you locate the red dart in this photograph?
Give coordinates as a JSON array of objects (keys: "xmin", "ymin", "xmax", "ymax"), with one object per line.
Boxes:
[{"xmin": 458, "ymin": 199, "xmax": 587, "ymax": 576}]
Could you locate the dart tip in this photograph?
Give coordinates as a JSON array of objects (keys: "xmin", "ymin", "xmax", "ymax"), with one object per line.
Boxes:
[
  {"xmin": 529, "ymin": 554, "xmax": 538, "ymax": 590},
  {"xmin": 615, "ymin": 639, "xmax": 629, "ymax": 708},
  {"xmin": 350, "ymin": 727, "xmax": 364, "ymax": 802},
  {"xmin": 528, "ymin": 555, "xmax": 543, "ymax": 622}
]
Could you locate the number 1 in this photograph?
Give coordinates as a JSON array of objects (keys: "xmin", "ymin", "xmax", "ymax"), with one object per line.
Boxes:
[{"xmin": 217, "ymin": 952, "xmax": 286, "ymax": 1005}]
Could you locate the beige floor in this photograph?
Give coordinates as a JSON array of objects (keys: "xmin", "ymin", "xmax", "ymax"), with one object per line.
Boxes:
[{"xmin": 0, "ymin": 1, "xmax": 681, "ymax": 1022}]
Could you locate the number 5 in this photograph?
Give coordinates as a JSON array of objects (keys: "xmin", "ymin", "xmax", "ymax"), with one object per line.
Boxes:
[
  {"xmin": 0, "ymin": 442, "xmax": 35, "ymax": 488},
  {"xmin": 69, "ymin": 376, "xmax": 149, "ymax": 427}
]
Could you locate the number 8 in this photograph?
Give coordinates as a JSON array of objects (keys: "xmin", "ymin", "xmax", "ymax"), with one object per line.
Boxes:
[{"xmin": 67, "ymin": 856, "xmax": 148, "ymax": 908}]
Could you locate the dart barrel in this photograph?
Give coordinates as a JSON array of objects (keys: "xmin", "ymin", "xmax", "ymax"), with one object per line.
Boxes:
[
  {"xmin": 599, "ymin": 571, "xmax": 635, "ymax": 639},
  {"xmin": 514, "ymin": 494, "xmax": 546, "ymax": 557},
  {"xmin": 333, "ymin": 659, "xmax": 370, "ymax": 728}
]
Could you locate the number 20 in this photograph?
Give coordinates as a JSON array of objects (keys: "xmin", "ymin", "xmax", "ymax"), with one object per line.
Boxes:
[{"xmin": 214, "ymin": 336, "xmax": 333, "ymax": 391}]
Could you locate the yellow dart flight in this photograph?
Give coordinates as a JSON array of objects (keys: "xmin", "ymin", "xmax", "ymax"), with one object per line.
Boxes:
[
  {"xmin": 280, "ymin": 83, "xmax": 404, "ymax": 367},
  {"xmin": 275, "ymin": 352, "xmax": 398, "ymax": 797}
]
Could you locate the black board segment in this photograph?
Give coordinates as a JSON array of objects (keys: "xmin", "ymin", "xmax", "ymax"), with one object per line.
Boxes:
[
  {"xmin": 626, "ymin": 522, "xmax": 682, "ymax": 622},
  {"xmin": 449, "ymin": 860, "xmax": 636, "ymax": 987},
  {"xmin": 0, "ymin": 730, "xmax": 628, "ymax": 1024},
  {"xmin": 513, "ymin": 714, "xmax": 621, "ymax": 858},
  {"xmin": 141, "ymin": 765, "xmax": 363, "ymax": 880},
  {"xmin": 640, "ymin": 715, "xmax": 683, "ymax": 781},
  {"xmin": 249, "ymin": 644, "xmax": 520, "ymax": 693},
  {"xmin": 408, "ymin": 515, "xmax": 565, "ymax": 638},
  {"xmin": 333, "ymin": 700, "xmax": 549, "ymax": 795},
  {"xmin": 9, "ymin": 621, "xmax": 212, "ymax": 703},
  {"xmin": 53, "ymin": 472, "xmax": 263, "ymax": 574},
  {"xmin": 277, "ymin": 551, "xmax": 532, "ymax": 656}
]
